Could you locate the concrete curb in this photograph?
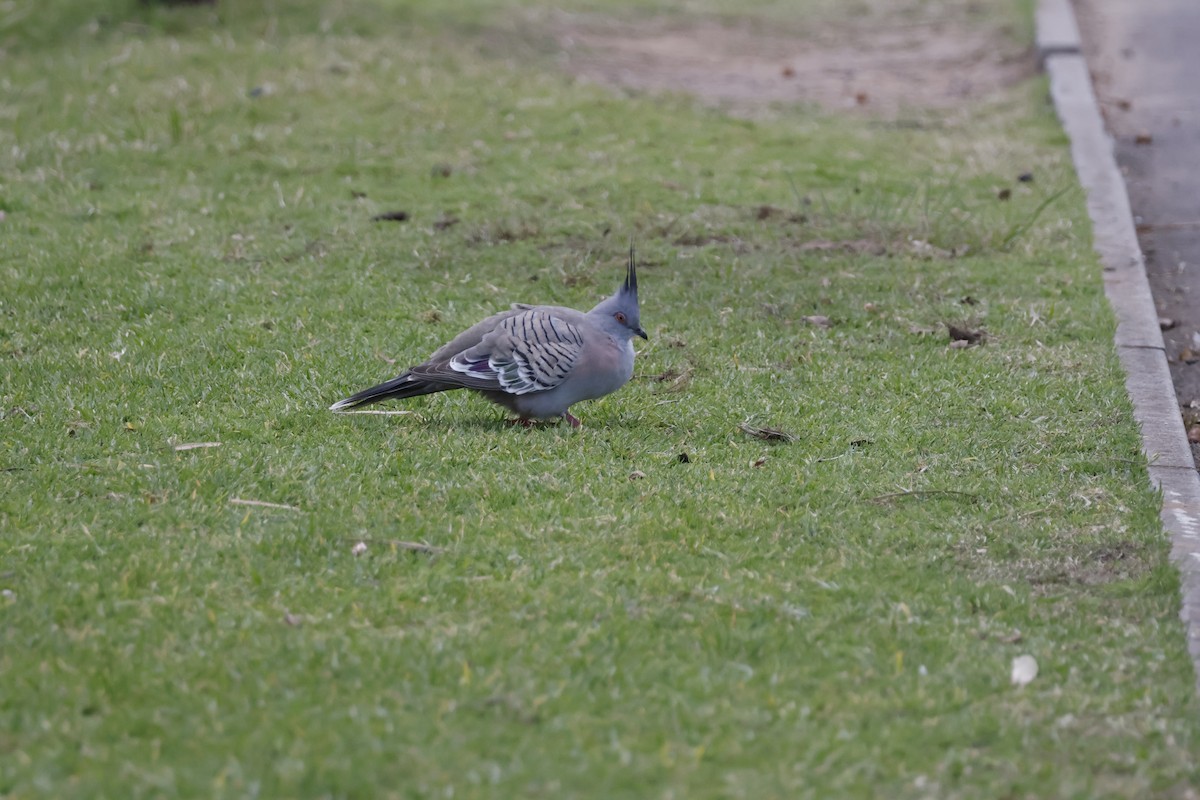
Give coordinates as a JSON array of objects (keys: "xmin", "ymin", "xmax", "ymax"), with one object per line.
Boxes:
[
  {"xmin": 1036, "ymin": 0, "xmax": 1082, "ymax": 61},
  {"xmin": 1038, "ymin": 0, "xmax": 1200, "ymax": 685}
]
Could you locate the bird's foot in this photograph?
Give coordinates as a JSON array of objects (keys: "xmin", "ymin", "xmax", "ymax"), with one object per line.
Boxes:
[{"xmin": 505, "ymin": 415, "xmax": 581, "ymax": 429}]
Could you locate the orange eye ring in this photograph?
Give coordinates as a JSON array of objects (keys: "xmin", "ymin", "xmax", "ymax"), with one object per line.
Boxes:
[{"xmin": 615, "ymin": 311, "xmax": 627, "ymax": 324}]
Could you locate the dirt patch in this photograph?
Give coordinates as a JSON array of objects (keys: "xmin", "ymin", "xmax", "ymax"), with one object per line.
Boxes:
[
  {"xmin": 551, "ymin": 13, "xmax": 1034, "ymax": 115},
  {"xmin": 955, "ymin": 535, "xmax": 1157, "ymax": 597}
]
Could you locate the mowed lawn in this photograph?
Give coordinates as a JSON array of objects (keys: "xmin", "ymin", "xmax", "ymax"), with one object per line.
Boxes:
[{"xmin": 2, "ymin": 0, "xmax": 1198, "ymax": 797}]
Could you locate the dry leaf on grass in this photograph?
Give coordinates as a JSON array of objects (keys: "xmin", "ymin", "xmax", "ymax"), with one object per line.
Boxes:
[
  {"xmin": 1011, "ymin": 654, "xmax": 1038, "ymax": 687},
  {"xmin": 947, "ymin": 324, "xmax": 984, "ymax": 345},
  {"xmin": 738, "ymin": 422, "xmax": 796, "ymax": 442},
  {"xmin": 909, "ymin": 239, "xmax": 956, "ymax": 259}
]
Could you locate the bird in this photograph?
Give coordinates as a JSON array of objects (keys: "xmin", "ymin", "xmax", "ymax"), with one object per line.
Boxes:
[{"xmin": 329, "ymin": 245, "xmax": 647, "ymax": 427}]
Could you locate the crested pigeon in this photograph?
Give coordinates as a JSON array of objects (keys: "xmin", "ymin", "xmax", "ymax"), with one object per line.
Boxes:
[{"xmin": 329, "ymin": 246, "xmax": 647, "ymax": 427}]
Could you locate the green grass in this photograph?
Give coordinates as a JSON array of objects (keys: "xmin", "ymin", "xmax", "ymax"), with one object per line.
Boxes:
[{"xmin": 2, "ymin": 0, "xmax": 1198, "ymax": 797}]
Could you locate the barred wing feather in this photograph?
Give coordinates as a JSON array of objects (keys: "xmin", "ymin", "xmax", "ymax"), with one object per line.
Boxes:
[{"xmin": 445, "ymin": 310, "xmax": 585, "ymax": 395}]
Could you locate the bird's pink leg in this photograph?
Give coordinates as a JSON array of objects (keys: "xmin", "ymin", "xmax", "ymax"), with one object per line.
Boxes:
[{"xmin": 565, "ymin": 413, "xmax": 582, "ymax": 429}]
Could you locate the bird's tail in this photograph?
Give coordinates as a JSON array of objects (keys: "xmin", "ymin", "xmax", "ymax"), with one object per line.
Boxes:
[{"xmin": 328, "ymin": 373, "xmax": 450, "ymax": 411}]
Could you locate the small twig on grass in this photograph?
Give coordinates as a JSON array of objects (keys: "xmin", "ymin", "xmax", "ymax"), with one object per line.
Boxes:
[
  {"xmin": 738, "ymin": 422, "xmax": 797, "ymax": 442},
  {"xmin": 870, "ymin": 489, "xmax": 979, "ymax": 504},
  {"xmin": 985, "ymin": 507, "xmax": 1051, "ymax": 526},
  {"xmin": 785, "ymin": 172, "xmax": 806, "ymax": 210},
  {"xmin": 173, "ymin": 441, "xmax": 222, "ymax": 451},
  {"xmin": 230, "ymin": 497, "xmax": 302, "ymax": 512},
  {"xmin": 999, "ymin": 186, "xmax": 1071, "ymax": 250},
  {"xmin": 657, "ymin": 212, "xmax": 683, "ymax": 239},
  {"xmin": 333, "ymin": 409, "xmax": 413, "ymax": 415},
  {"xmin": 339, "ymin": 537, "xmax": 443, "ymax": 555}
]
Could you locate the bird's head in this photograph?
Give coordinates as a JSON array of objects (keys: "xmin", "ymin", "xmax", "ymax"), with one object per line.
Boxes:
[{"xmin": 591, "ymin": 242, "xmax": 648, "ymax": 341}]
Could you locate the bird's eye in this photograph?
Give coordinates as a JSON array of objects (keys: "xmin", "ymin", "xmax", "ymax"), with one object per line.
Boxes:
[{"xmin": 614, "ymin": 312, "xmax": 626, "ymax": 324}]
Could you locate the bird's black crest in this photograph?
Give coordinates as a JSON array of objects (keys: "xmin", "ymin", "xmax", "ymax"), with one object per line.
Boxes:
[{"xmin": 623, "ymin": 241, "xmax": 638, "ymax": 297}]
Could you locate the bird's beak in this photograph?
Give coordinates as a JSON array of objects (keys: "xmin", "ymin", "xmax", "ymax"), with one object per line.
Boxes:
[{"xmin": 635, "ymin": 327, "xmax": 648, "ymax": 340}]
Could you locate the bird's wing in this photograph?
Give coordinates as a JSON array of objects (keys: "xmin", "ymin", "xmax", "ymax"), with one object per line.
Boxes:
[
  {"xmin": 424, "ymin": 307, "xmax": 528, "ymax": 363},
  {"xmin": 411, "ymin": 308, "xmax": 585, "ymax": 395}
]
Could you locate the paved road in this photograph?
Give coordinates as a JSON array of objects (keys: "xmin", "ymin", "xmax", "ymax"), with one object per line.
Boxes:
[{"xmin": 1075, "ymin": 0, "xmax": 1200, "ymax": 464}]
